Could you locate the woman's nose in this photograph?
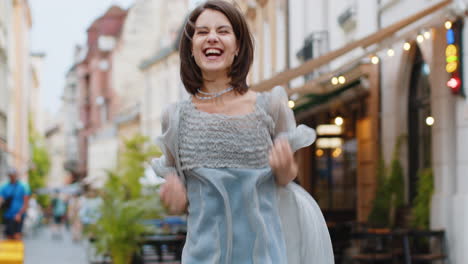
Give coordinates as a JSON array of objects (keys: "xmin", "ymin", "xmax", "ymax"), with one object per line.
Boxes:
[{"xmin": 207, "ymin": 31, "xmax": 219, "ymax": 43}]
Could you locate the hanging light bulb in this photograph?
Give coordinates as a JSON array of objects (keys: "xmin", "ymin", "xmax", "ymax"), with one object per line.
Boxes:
[
  {"xmin": 288, "ymin": 100, "xmax": 295, "ymax": 108},
  {"xmin": 445, "ymin": 21, "xmax": 452, "ymax": 30},
  {"xmin": 332, "ymin": 148, "xmax": 342, "ymax": 158},
  {"xmin": 316, "ymin": 149, "xmax": 324, "ymax": 157},
  {"xmin": 371, "ymin": 55, "xmax": 380, "ymax": 64},
  {"xmin": 338, "ymin": 76, "xmax": 346, "ymax": 84},
  {"xmin": 417, "ymin": 34, "xmax": 424, "ymax": 43},
  {"xmin": 331, "ymin": 77, "xmax": 339, "ymax": 85},
  {"xmin": 334, "ymin": 116, "xmax": 344, "ymax": 126},
  {"xmin": 425, "ymin": 116, "xmax": 435, "ymax": 126},
  {"xmin": 423, "ymin": 30, "xmax": 431, "ymax": 39},
  {"xmin": 387, "ymin": 48, "xmax": 395, "ymax": 57},
  {"xmin": 403, "ymin": 42, "xmax": 411, "ymax": 51}
]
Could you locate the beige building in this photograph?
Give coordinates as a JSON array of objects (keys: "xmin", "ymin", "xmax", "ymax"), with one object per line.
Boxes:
[
  {"xmin": 0, "ymin": 0, "xmax": 13, "ymax": 180},
  {"xmin": 129, "ymin": 0, "xmax": 189, "ymax": 143},
  {"xmin": 7, "ymin": 0, "xmax": 33, "ymax": 180},
  {"xmin": 112, "ymin": 0, "xmax": 187, "ymax": 151},
  {"xmin": 30, "ymin": 52, "xmax": 45, "ymax": 135},
  {"xmin": 44, "ymin": 109, "xmax": 70, "ymax": 188}
]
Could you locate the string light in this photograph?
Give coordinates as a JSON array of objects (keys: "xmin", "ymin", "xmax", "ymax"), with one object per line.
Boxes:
[
  {"xmin": 403, "ymin": 42, "xmax": 411, "ymax": 51},
  {"xmin": 445, "ymin": 21, "xmax": 452, "ymax": 30},
  {"xmin": 334, "ymin": 116, "xmax": 344, "ymax": 126},
  {"xmin": 425, "ymin": 116, "xmax": 434, "ymax": 126},
  {"xmin": 371, "ymin": 55, "xmax": 380, "ymax": 64},
  {"xmin": 288, "ymin": 100, "xmax": 295, "ymax": 108},
  {"xmin": 316, "ymin": 149, "xmax": 324, "ymax": 157},
  {"xmin": 338, "ymin": 76, "xmax": 346, "ymax": 84},
  {"xmin": 387, "ymin": 48, "xmax": 395, "ymax": 57},
  {"xmin": 417, "ymin": 34, "xmax": 424, "ymax": 43},
  {"xmin": 332, "ymin": 148, "xmax": 342, "ymax": 158},
  {"xmin": 331, "ymin": 77, "xmax": 339, "ymax": 85},
  {"xmin": 423, "ymin": 30, "xmax": 431, "ymax": 39}
]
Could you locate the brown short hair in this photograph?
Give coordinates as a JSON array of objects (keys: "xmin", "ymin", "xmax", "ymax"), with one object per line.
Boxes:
[{"xmin": 179, "ymin": 0, "xmax": 254, "ymax": 95}]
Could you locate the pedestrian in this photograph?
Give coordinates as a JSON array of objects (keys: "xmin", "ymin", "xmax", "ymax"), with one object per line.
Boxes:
[
  {"xmin": 0, "ymin": 168, "xmax": 29, "ymax": 240},
  {"xmin": 151, "ymin": 1, "xmax": 334, "ymax": 263},
  {"xmin": 67, "ymin": 193, "xmax": 83, "ymax": 242},
  {"xmin": 50, "ymin": 191, "xmax": 67, "ymax": 239}
]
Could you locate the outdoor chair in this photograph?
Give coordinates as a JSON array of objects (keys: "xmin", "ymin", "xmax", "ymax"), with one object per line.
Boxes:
[
  {"xmin": 402, "ymin": 229, "xmax": 448, "ymax": 264},
  {"xmin": 349, "ymin": 228, "xmax": 396, "ymax": 263}
]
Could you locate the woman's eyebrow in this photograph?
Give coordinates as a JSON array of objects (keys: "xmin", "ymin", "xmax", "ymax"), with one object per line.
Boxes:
[{"xmin": 195, "ymin": 25, "xmax": 232, "ymax": 30}]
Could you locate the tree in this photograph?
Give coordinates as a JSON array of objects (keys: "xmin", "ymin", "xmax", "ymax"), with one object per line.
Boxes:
[{"xmin": 28, "ymin": 118, "xmax": 51, "ymax": 208}]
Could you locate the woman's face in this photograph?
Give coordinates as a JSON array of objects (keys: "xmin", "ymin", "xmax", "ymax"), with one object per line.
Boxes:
[{"xmin": 192, "ymin": 9, "xmax": 238, "ymax": 78}]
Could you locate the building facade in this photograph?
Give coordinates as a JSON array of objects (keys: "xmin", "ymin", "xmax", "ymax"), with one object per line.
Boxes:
[
  {"xmin": 246, "ymin": 0, "xmax": 467, "ymax": 262},
  {"xmin": 76, "ymin": 6, "xmax": 127, "ymax": 187},
  {"xmin": 7, "ymin": 0, "xmax": 32, "ymax": 180},
  {"xmin": 62, "ymin": 46, "xmax": 82, "ymax": 182},
  {"xmin": 44, "ymin": 109, "xmax": 70, "ymax": 188},
  {"xmin": 139, "ymin": 0, "xmax": 189, "ymax": 144},
  {"xmin": 0, "ymin": 0, "xmax": 13, "ymax": 181},
  {"xmin": 113, "ymin": 0, "xmax": 188, "ymax": 152}
]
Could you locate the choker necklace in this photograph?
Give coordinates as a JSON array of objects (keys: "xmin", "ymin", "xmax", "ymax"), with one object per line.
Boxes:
[{"xmin": 195, "ymin": 86, "xmax": 233, "ymax": 100}]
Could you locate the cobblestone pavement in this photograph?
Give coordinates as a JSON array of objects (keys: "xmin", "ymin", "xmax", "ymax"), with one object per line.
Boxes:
[{"xmin": 24, "ymin": 225, "xmax": 88, "ymax": 264}]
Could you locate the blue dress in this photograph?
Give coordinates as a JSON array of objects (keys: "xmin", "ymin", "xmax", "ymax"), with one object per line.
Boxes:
[{"xmin": 152, "ymin": 87, "xmax": 334, "ymax": 264}]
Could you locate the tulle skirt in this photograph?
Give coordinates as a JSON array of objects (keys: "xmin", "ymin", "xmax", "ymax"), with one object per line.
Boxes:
[{"xmin": 277, "ymin": 182, "xmax": 335, "ymax": 264}]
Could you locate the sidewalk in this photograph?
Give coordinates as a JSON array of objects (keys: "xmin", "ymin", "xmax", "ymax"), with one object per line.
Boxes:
[{"xmin": 24, "ymin": 226, "xmax": 87, "ymax": 264}]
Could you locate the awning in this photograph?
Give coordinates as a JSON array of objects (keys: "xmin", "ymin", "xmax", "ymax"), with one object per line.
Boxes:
[{"xmin": 250, "ymin": 0, "xmax": 453, "ymax": 94}]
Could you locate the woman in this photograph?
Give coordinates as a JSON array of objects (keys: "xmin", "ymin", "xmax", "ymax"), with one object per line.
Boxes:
[{"xmin": 152, "ymin": 1, "xmax": 334, "ymax": 263}]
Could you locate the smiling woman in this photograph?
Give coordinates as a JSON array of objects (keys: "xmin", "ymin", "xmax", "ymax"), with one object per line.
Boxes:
[
  {"xmin": 179, "ymin": 0, "xmax": 253, "ymax": 95},
  {"xmin": 151, "ymin": 1, "xmax": 334, "ymax": 263}
]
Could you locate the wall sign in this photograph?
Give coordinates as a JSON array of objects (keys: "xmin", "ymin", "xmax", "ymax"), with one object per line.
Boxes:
[{"xmin": 445, "ymin": 19, "xmax": 464, "ymax": 97}]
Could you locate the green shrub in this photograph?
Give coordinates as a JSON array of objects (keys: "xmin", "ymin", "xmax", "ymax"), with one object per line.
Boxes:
[
  {"xmin": 368, "ymin": 135, "xmax": 406, "ymax": 228},
  {"xmin": 410, "ymin": 168, "xmax": 433, "ymax": 230},
  {"xmin": 89, "ymin": 134, "xmax": 163, "ymax": 264}
]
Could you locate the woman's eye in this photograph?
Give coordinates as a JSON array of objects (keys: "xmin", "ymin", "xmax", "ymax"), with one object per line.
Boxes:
[
  {"xmin": 196, "ymin": 31, "xmax": 208, "ymax": 35},
  {"xmin": 218, "ymin": 30, "xmax": 229, "ymax": 34}
]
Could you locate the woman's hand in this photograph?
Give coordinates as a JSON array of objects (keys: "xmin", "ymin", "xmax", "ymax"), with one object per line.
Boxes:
[
  {"xmin": 269, "ymin": 138, "xmax": 298, "ymax": 186},
  {"xmin": 160, "ymin": 173, "xmax": 188, "ymax": 215}
]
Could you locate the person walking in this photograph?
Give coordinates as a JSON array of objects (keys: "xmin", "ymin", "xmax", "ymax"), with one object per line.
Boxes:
[
  {"xmin": 0, "ymin": 168, "xmax": 29, "ymax": 240},
  {"xmin": 50, "ymin": 191, "xmax": 67, "ymax": 239},
  {"xmin": 67, "ymin": 193, "xmax": 83, "ymax": 242},
  {"xmin": 151, "ymin": 1, "xmax": 334, "ymax": 263}
]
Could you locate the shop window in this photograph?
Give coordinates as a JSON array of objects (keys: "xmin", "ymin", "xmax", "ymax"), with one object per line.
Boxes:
[
  {"xmin": 408, "ymin": 48, "xmax": 432, "ymax": 202},
  {"xmin": 310, "ymin": 98, "xmax": 366, "ymax": 221}
]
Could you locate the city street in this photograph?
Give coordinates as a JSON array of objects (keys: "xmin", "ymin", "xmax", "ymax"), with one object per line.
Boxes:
[{"xmin": 24, "ymin": 226, "xmax": 87, "ymax": 264}]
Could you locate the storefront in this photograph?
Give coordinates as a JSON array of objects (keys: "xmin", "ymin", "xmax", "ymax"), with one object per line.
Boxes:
[
  {"xmin": 251, "ymin": 0, "xmax": 468, "ymax": 261},
  {"xmin": 293, "ymin": 66, "xmax": 377, "ymax": 225}
]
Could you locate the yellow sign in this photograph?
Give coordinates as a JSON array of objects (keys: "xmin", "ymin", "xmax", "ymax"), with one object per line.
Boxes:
[
  {"xmin": 446, "ymin": 62, "xmax": 458, "ymax": 73},
  {"xmin": 445, "ymin": 44, "xmax": 459, "ymax": 73},
  {"xmin": 446, "ymin": 44, "xmax": 457, "ymax": 57}
]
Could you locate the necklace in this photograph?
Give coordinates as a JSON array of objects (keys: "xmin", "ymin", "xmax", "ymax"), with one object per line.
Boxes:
[{"xmin": 195, "ymin": 86, "xmax": 233, "ymax": 100}]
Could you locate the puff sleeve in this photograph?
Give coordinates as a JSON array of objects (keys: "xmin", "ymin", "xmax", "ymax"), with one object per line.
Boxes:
[
  {"xmin": 268, "ymin": 86, "xmax": 316, "ymax": 151},
  {"xmin": 151, "ymin": 104, "xmax": 178, "ymax": 178}
]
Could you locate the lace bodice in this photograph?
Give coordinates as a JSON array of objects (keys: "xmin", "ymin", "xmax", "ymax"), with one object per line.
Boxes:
[
  {"xmin": 151, "ymin": 86, "xmax": 316, "ymax": 179},
  {"xmin": 178, "ymin": 98, "xmax": 273, "ymax": 170}
]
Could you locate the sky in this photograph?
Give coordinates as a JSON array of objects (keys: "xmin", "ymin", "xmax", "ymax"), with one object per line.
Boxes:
[{"xmin": 30, "ymin": 0, "xmax": 134, "ymax": 115}]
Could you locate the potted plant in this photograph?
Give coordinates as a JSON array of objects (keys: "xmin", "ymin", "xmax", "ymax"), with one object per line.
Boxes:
[
  {"xmin": 89, "ymin": 135, "xmax": 164, "ymax": 264},
  {"xmin": 368, "ymin": 135, "xmax": 405, "ymax": 228}
]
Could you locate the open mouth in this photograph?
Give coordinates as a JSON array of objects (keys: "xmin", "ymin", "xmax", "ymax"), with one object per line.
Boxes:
[{"xmin": 203, "ymin": 48, "xmax": 224, "ymax": 59}]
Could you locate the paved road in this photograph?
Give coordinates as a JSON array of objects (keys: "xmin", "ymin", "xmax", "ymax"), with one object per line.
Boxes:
[{"xmin": 24, "ymin": 226, "xmax": 88, "ymax": 264}]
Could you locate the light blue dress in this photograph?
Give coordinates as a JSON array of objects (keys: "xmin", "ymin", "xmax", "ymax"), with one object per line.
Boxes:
[{"xmin": 152, "ymin": 87, "xmax": 334, "ymax": 264}]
